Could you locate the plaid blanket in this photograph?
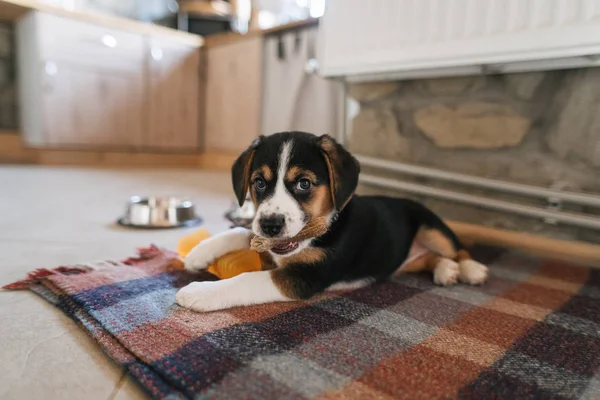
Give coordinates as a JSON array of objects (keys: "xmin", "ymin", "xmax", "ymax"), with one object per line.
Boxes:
[{"xmin": 4, "ymin": 245, "xmax": 600, "ymax": 400}]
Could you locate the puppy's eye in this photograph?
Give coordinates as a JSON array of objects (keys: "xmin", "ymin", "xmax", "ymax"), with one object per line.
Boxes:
[
  {"xmin": 254, "ymin": 178, "xmax": 267, "ymax": 191},
  {"xmin": 296, "ymin": 178, "xmax": 312, "ymax": 191}
]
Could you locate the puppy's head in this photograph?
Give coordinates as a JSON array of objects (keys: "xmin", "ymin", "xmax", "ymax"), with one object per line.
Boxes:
[{"xmin": 231, "ymin": 132, "xmax": 360, "ymax": 256}]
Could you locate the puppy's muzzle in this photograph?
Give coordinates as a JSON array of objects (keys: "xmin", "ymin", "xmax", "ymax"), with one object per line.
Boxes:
[{"xmin": 259, "ymin": 214, "xmax": 285, "ymax": 237}]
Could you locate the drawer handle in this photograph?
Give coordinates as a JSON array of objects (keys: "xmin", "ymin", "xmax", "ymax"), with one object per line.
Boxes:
[
  {"xmin": 151, "ymin": 46, "xmax": 163, "ymax": 61},
  {"xmin": 101, "ymin": 34, "xmax": 118, "ymax": 48}
]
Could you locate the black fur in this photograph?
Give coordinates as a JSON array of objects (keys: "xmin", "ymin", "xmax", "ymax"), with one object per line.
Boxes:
[{"xmin": 314, "ymin": 197, "xmax": 463, "ymax": 284}]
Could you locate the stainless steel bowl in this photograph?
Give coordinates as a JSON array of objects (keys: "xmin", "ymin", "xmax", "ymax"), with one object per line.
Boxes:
[
  {"xmin": 224, "ymin": 195, "xmax": 255, "ymax": 228},
  {"xmin": 117, "ymin": 196, "xmax": 202, "ymax": 229}
]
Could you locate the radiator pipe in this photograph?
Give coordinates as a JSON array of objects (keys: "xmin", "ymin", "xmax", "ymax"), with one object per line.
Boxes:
[
  {"xmin": 358, "ymin": 155, "xmax": 600, "ymax": 208},
  {"xmin": 360, "ymin": 174, "xmax": 600, "ymax": 231}
]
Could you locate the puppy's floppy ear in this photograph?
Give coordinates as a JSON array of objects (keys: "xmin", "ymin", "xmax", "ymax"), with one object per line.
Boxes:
[
  {"xmin": 318, "ymin": 134, "xmax": 360, "ymax": 211},
  {"xmin": 231, "ymin": 136, "xmax": 264, "ymax": 206}
]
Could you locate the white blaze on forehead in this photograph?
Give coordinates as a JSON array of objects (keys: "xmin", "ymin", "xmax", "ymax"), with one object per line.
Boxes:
[
  {"xmin": 277, "ymin": 140, "xmax": 293, "ymax": 182},
  {"xmin": 252, "ymin": 140, "xmax": 306, "ymax": 239}
]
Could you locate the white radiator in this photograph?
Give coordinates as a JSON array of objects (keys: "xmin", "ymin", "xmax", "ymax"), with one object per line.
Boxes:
[{"xmin": 318, "ymin": 0, "xmax": 600, "ymax": 77}]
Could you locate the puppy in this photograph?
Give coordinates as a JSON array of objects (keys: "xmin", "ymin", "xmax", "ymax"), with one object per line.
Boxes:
[{"xmin": 176, "ymin": 132, "xmax": 488, "ymax": 312}]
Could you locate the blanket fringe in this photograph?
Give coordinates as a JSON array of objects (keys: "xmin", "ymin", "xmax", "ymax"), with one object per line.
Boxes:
[{"xmin": 2, "ymin": 245, "xmax": 164, "ymax": 290}]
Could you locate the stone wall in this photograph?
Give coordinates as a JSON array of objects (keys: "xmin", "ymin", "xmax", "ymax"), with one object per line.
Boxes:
[
  {"xmin": 0, "ymin": 22, "xmax": 16, "ymax": 130},
  {"xmin": 348, "ymin": 69, "xmax": 600, "ymax": 244}
]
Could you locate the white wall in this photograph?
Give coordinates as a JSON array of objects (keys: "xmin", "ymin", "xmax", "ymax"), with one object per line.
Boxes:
[{"xmin": 319, "ymin": 0, "xmax": 600, "ymax": 77}]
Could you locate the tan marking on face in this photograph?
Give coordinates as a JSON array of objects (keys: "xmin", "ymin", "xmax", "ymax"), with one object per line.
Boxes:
[
  {"xmin": 303, "ymin": 184, "xmax": 334, "ymax": 219},
  {"xmin": 250, "ymin": 166, "xmax": 273, "ymax": 206},
  {"xmin": 286, "ymin": 165, "xmax": 333, "ymax": 221},
  {"xmin": 416, "ymin": 227, "xmax": 458, "ymax": 259},
  {"xmin": 250, "ymin": 169, "xmax": 261, "ymax": 182},
  {"xmin": 261, "ymin": 165, "xmax": 273, "ymax": 181},
  {"xmin": 285, "ymin": 167, "xmax": 317, "ymax": 183},
  {"xmin": 251, "ymin": 166, "xmax": 273, "ymax": 183},
  {"xmin": 286, "ymin": 166, "xmax": 301, "ymax": 182}
]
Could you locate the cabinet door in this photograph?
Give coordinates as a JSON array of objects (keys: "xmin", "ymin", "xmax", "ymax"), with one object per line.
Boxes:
[
  {"xmin": 146, "ymin": 38, "xmax": 200, "ymax": 150},
  {"xmin": 41, "ymin": 60, "xmax": 144, "ymax": 147},
  {"xmin": 204, "ymin": 37, "xmax": 263, "ymax": 153}
]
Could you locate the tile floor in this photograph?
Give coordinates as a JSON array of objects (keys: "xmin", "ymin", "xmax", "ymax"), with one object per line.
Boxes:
[{"xmin": 0, "ymin": 165, "xmax": 234, "ymax": 400}]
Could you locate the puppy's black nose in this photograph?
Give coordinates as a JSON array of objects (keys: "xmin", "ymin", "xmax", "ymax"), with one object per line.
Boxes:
[{"xmin": 260, "ymin": 215, "xmax": 285, "ymax": 237}]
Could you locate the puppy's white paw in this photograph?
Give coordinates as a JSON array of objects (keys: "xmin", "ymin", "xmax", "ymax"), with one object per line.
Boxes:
[
  {"xmin": 434, "ymin": 259, "xmax": 459, "ymax": 286},
  {"xmin": 184, "ymin": 227, "xmax": 251, "ymax": 272},
  {"xmin": 175, "ymin": 281, "xmax": 226, "ymax": 312},
  {"xmin": 458, "ymin": 259, "xmax": 488, "ymax": 285},
  {"xmin": 184, "ymin": 240, "xmax": 221, "ymax": 272}
]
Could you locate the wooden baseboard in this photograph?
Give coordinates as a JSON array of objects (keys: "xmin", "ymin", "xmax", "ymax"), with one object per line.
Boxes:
[
  {"xmin": 449, "ymin": 221, "xmax": 600, "ymax": 268},
  {"xmin": 198, "ymin": 152, "xmax": 238, "ymax": 170},
  {"xmin": 0, "ymin": 132, "xmax": 37, "ymax": 164},
  {"xmin": 36, "ymin": 150, "xmax": 203, "ymax": 167},
  {"xmin": 0, "ymin": 133, "xmax": 237, "ymax": 170}
]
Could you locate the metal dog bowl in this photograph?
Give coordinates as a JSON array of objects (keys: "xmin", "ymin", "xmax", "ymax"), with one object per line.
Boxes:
[
  {"xmin": 117, "ymin": 196, "xmax": 202, "ymax": 229},
  {"xmin": 224, "ymin": 195, "xmax": 255, "ymax": 228}
]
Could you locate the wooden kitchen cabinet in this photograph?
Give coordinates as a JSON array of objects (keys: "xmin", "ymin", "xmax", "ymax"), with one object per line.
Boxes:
[
  {"xmin": 201, "ymin": 22, "xmax": 339, "ymax": 154},
  {"xmin": 40, "ymin": 60, "xmax": 144, "ymax": 147},
  {"xmin": 204, "ymin": 36, "xmax": 263, "ymax": 153},
  {"xmin": 17, "ymin": 11, "xmax": 201, "ymax": 151},
  {"xmin": 146, "ymin": 37, "xmax": 200, "ymax": 149}
]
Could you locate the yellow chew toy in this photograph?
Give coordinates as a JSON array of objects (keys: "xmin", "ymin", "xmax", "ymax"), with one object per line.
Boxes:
[
  {"xmin": 177, "ymin": 230, "xmax": 262, "ymax": 279},
  {"xmin": 177, "ymin": 219, "xmax": 330, "ymax": 279}
]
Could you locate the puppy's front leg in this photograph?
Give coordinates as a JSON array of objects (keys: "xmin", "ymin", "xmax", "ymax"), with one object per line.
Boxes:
[
  {"xmin": 175, "ymin": 271, "xmax": 287, "ymax": 312},
  {"xmin": 184, "ymin": 227, "xmax": 252, "ymax": 272},
  {"xmin": 175, "ymin": 265, "xmax": 323, "ymax": 312}
]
